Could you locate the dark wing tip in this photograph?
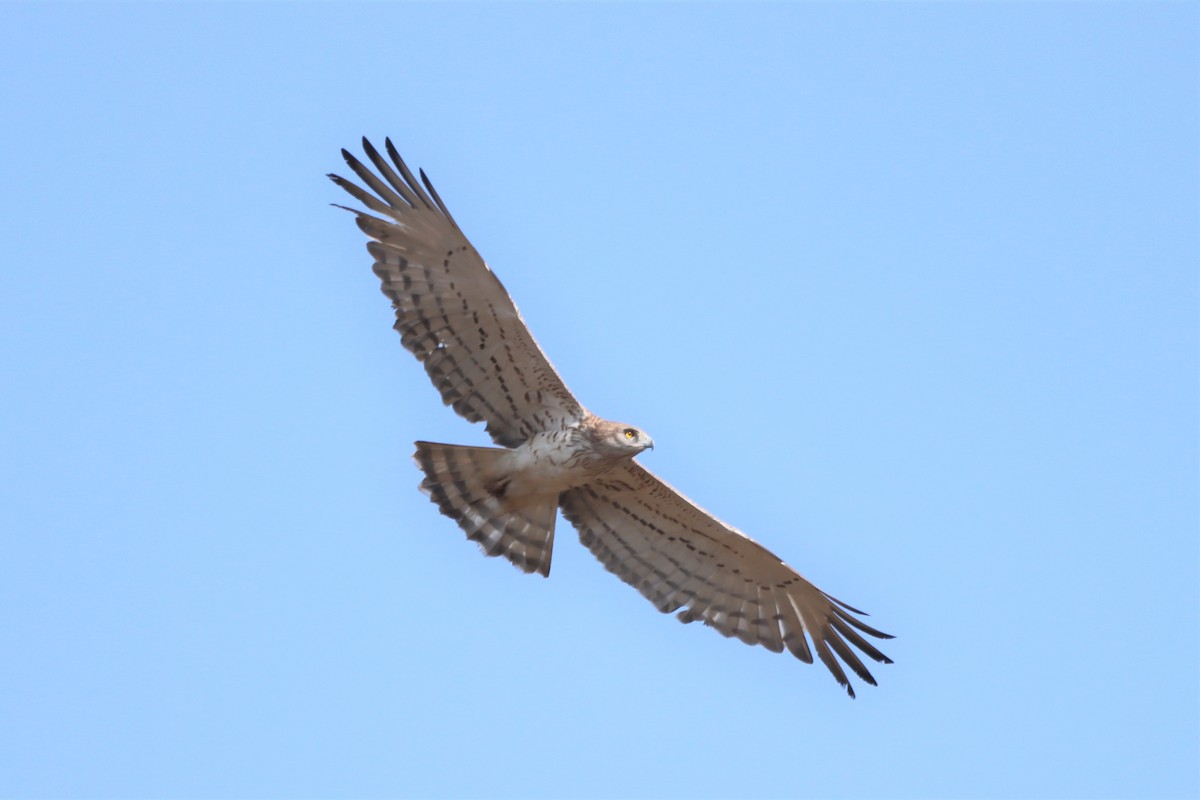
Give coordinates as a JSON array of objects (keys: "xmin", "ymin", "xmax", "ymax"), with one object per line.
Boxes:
[
  {"xmin": 360, "ymin": 136, "xmax": 384, "ymax": 162},
  {"xmin": 384, "ymin": 137, "xmax": 401, "ymax": 160},
  {"xmin": 825, "ymin": 593, "xmax": 870, "ymax": 616}
]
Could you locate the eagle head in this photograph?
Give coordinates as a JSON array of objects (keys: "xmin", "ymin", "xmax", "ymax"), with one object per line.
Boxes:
[{"xmin": 589, "ymin": 420, "xmax": 654, "ymax": 457}]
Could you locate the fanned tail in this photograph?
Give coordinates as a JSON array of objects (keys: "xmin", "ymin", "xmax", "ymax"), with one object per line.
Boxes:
[{"xmin": 413, "ymin": 441, "xmax": 557, "ymax": 576}]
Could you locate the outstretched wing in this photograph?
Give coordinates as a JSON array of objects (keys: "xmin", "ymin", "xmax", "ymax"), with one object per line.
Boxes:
[
  {"xmin": 559, "ymin": 462, "xmax": 893, "ymax": 697},
  {"xmin": 329, "ymin": 138, "xmax": 585, "ymax": 447}
]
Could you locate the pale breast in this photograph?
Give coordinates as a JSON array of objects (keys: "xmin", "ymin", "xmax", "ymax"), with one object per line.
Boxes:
[{"xmin": 507, "ymin": 427, "xmax": 615, "ymax": 496}]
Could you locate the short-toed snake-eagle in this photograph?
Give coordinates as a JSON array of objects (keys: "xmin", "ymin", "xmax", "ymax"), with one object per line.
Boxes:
[{"xmin": 330, "ymin": 139, "xmax": 893, "ymax": 697}]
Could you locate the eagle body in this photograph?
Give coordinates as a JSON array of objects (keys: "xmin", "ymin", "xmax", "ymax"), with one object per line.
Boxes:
[
  {"xmin": 413, "ymin": 417, "xmax": 651, "ymax": 578},
  {"xmin": 504, "ymin": 420, "xmax": 653, "ymax": 497}
]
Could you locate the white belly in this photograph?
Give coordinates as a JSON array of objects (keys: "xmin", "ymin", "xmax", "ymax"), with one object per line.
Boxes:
[{"xmin": 505, "ymin": 428, "xmax": 608, "ymax": 498}]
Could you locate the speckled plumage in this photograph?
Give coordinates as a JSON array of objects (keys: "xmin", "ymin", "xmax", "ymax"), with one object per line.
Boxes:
[{"xmin": 330, "ymin": 138, "xmax": 893, "ymax": 697}]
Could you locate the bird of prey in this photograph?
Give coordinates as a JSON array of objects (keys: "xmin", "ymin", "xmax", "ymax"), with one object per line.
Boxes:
[{"xmin": 329, "ymin": 139, "xmax": 893, "ymax": 697}]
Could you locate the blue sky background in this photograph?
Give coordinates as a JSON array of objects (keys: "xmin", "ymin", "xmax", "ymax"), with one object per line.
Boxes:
[{"xmin": 1, "ymin": 3, "xmax": 1196, "ymax": 799}]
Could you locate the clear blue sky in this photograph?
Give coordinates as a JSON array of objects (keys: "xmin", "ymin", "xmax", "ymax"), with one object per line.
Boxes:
[{"xmin": 1, "ymin": 3, "xmax": 1196, "ymax": 799}]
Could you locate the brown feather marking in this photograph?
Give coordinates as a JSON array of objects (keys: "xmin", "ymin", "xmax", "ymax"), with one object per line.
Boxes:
[{"xmin": 560, "ymin": 461, "xmax": 891, "ymax": 697}]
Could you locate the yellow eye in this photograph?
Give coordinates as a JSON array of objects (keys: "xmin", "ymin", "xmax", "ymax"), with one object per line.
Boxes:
[{"xmin": 624, "ymin": 429, "xmax": 636, "ymax": 440}]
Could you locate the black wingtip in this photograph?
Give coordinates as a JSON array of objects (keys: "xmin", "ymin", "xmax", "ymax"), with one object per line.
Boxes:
[
  {"xmin": 384, "ymin": 137, "xmax": 405, "ymax": 168},
  {"xmin": 361, "ymin": 137, "xmax": 382, "ymax": 161}
]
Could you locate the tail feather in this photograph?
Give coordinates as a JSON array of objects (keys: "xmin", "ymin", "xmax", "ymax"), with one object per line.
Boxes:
[{"xmin": 413, "ymin": 441, "xmax": 557, "ymax": 576}]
